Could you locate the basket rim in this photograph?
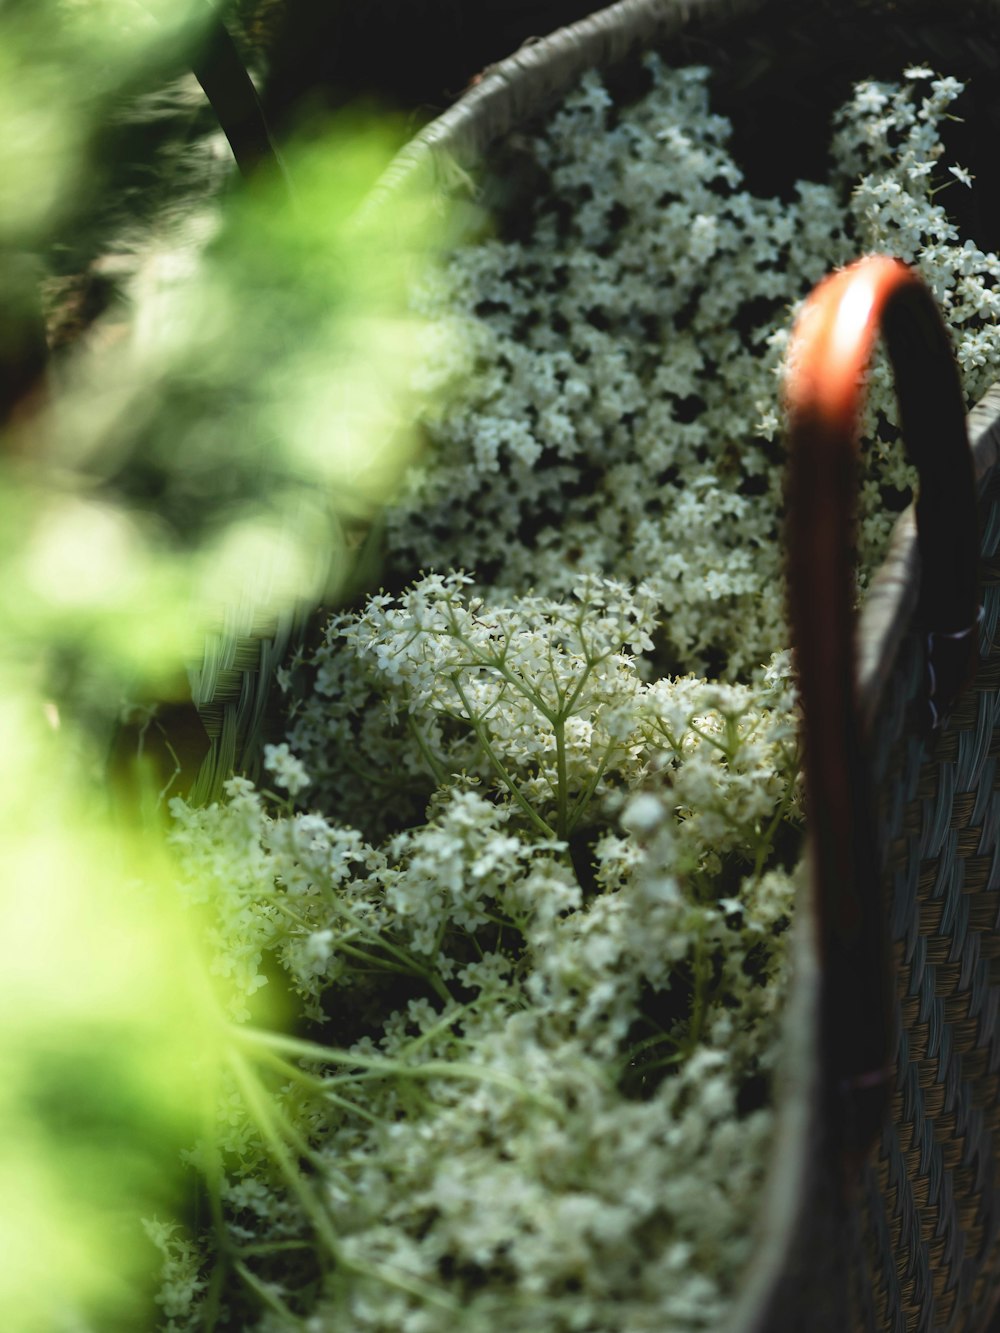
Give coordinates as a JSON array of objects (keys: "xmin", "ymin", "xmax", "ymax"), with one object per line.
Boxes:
[
  {"xmin": 359, "ymin": 0, "xmax": 772, "ymax": 216},
  {"xmin": 858, "ymin": 382, "xmax": 1000, "ymax": 735},
  {"xmin": 359, "ymin": 0, "xmax": 1000, "ymax": 217}
]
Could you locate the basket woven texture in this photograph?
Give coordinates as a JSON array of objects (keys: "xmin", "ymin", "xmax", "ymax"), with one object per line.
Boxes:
[
  {"xmin": 833, "ymin": 383, "xmax": 1000, "ymax": 1331},
  {"xmin": 785, "ymin": 383, "xmax": 1000, "ymax": 1332},
  {"xmin": 186, "ymin": 598, "xmax": 307, "ymax": 806}
]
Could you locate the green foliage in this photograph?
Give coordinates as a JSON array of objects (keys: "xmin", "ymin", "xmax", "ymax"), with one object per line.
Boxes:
[
  {"xmin": 0, "ymin": 0, "xmax": 212, "ymax": 246},
  {"xmin": 12, "ymin": 113, "xmax": 435, "ymax": 742},
  {"xmin": 0, "ymin": 688, "xmax": 231, "ymax": 1331},
  {"xmin": 0, "ymin": 4, "xmax": 445, "ymax": 1329}
]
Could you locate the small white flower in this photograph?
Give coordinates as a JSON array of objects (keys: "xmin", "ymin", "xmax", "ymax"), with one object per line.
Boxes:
[
  {"xmin": 621, "ymin": 792, "xmax": 665, "ymax": 837},
  {"xmin": 262, "ymin": 741, "xmax": 311, "ymax": 796},
  {"xmin": 853, "ymin": 83, "xmax": 889, "ymax": 114},
  {"xmin": 304, "ymin": 929, "xmax": 334, "ymax": 964},
  {"xmin": 949, "ymin": 163, "xmax": 974, "ymax": 188}
]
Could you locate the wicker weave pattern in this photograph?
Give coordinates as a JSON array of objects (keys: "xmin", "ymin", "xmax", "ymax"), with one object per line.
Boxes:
[
  {"xmin": 359, "ymin": 0, "xmax": 773, "ymax": 218},
  {"xmin": 187, "ymin": 600, "xmax": 304, "ymax": 805},
  {"xmin": 854, "ymin": 391, "xmax": 1000, "ymax": 1331}
]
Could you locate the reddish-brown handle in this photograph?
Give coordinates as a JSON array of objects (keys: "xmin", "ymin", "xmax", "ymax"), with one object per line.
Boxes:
[{"xmin": 785, "ymin": 255, "xmax": 979, "ymax": 1168}]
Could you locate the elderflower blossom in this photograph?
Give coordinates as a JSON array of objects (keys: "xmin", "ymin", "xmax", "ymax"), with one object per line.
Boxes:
[
  {"xmin": 168, "ymin": 573, "xmax": 801, "ymax": 1325},
  {"xmin": 263, "ymin": 740, "xmax": 311, "ymax": 796},
  {"xmin": 158, "ymin": 57, "xmax": 1000, "ymax": 1333},
  {"xmin": 388, "ymin": 58, "xmax": 1000, "ymax": 665}
]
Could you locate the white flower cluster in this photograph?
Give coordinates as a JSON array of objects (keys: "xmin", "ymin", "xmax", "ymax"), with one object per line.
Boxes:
[
  {"xmin": 168, "ymin": 606, "xmax": 800, "ymax": 1327},
  {"xmin": 142, "ymin": 1220, "xmax": 208, "ymax": 1328},
  {"xmin": 263, "ymin": 741, "xmax": 312, "ymax": 796},
  {"xmin": 287, "ymin": 571, "xmax": 658, "ymax": 841},
  {"xmin": 158, "ymin": 58, "xmax": 1000, "ymax": 1333},
  {"xmin": 390, "ymin": 60, "xmax": 1000, "ymax": 663}
]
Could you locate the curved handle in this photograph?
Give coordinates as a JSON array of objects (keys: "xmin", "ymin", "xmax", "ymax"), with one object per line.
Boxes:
[{"xmin": 784, "ymin": 255, "xmax": 979, "ymax": 1166}]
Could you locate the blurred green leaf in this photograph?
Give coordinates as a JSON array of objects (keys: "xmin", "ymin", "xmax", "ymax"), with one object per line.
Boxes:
[
  {"xmin": 0, "ymin": 1, "xmax": 452, "ymax": 1325},
  {"xmin": 0, "ymin": 683, "xmax": 232, "ymax": 1330}
]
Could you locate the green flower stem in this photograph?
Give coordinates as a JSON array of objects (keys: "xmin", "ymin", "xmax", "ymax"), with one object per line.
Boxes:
[
  {"xmin": 338, "ymin": 1061, "xmax": 563, "ymax": 1114},
  {"xmin": 554, "ymin": 718, "xmax": 569, "ymax": 840},
  {"xmin": 299, "ymin": 895, "xmax": 454, "ymax": 1004},
  {"xmin": 201, "ymin": 1261, "xmax": 225, "ymax": 1333},
  {"xmin": 233, "ymin": 1240, "xmax": 315, "ymax": 1257},
  {"xmin": 687, "ymin": 720, "xmax": 735, "ymax": 761},
  {"xmin": 482, "ymin": 906, "xmax": 529, "ymax": 934},
  {"xmin": 233, "ymin": 1260, "xmax": 299, "ymax": 1321},
  {"xmin": 272, "ymin": 899, "xmax": 312, "ymax": 931},
  {"xmin": 429, "ymin": 913, "xmax": 451, "ymax": 965},
  {"xmin": 451, "ymin": 635, "xmax": 559, "ymax": 726},
  {"xmin": 227, "ymin": 1048, "xmax": 344, "ymax": 1263},
  {"xmin": 684, "ymin": 928, "xmax": 714, "ymax": 1056},
  {"xmin": 556, "ymin": 661, "xmax": 593, "ymax": 722},
  {"xmin": 646, "ymin": 723, "xmax": 685, "ymax": 762},
  {"xmin": 334, "ymin": 938, "xmax": 433, "ymax": 981},
  {"xmin": 252, "ymin": 1045, "xmax": 385, "ymax": 1128},
  {"xmin": 265, "ymin": 1089, "xmax": 333, "ymax": 1171},
  {"xmin": 228, "ymin": 1066, "xmax": 455, "ymax": 1310},
  {"xmin": 396, "ymin": 992, "xmax": 491, "ymax": 1057},
  {"xmin": 407, "ymin": 711, "xmax": 450, "ymax": 786},
  {"xmin": 198, "ymin": 1042, "xmax": 230, "ymax": 1332},
  {"xmin": 234, "ymin": 1026, "xmax": 564, "ymax": 1114},
  {"xmin": 621, "ymin": 1028, "xmax": 683, "ymax": 1065},
  {"xmin": 342, "ymin": 941, "xmax": 455, "ymax": 1006},
  {"xmin": 450, "ymin": 674, "xmax": 559, "ymax": 840},
  {"xmin": 752, "ymin": 742, "xmax": 802, "ymax": 879},
  {"xmin": 636, "ymin": 1051, "xmax": 688, "ymax": 1077},
  {"xmin": 565, "ymin": 736, "xmax": 616, "ymax": 834}
]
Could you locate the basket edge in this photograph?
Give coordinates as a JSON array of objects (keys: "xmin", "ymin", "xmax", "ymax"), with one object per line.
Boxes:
[
  {"xmin": 356, "ymin": 0, "xmax": 774, "ymax": 219},
  {"xmin": 857, "ymin": 380, "xmax": 1000, "ymax": 735}
]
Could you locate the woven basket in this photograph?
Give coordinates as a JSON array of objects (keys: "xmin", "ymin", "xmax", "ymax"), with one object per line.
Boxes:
[
  {"xmin": 173, "ymin": 0, "xmax": 1000, "ymax": 1323},
  {"xmin": 350, "ymin": 1, "xmax": 1000, "ymax": 1329}
]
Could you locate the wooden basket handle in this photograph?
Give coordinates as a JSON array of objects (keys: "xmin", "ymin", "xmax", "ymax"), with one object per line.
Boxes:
[{"xmin": 785, "ymin": 255, "xmax": 979, "ymax": 1163}]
